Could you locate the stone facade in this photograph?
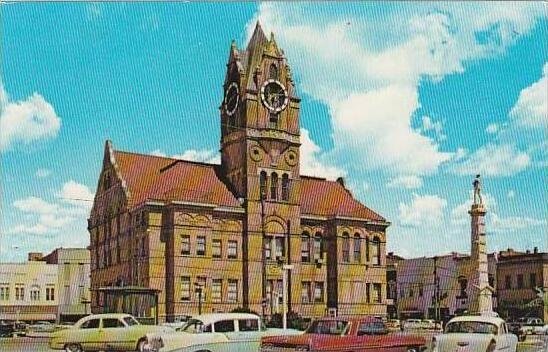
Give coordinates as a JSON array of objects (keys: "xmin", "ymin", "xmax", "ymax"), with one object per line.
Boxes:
[
  {"xmin": 497, "ymin": 248, "xmax": 548, "ymax": 323},
  {"xmin": 88, "ymin": 23, "xmax": 390, "ymax": 322}
]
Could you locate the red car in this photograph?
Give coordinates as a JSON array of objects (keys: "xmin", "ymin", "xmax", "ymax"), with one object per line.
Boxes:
[{"xmin": 261, "ymin": 316, "xmax": 427, "ymax": 352}]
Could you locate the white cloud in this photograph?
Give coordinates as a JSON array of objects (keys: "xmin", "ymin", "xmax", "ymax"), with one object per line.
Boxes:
[
  {"xmin": 387, "ymin": 175, "xmax": 423, "ymax": 189},
  {"xmin": 450, "ymin": 143, "xmax": 530, "ymax": 177},
  {"xmin": 509, "ymin": 63, "xmax": 548, "ymax": 128},
  {"xmin": 0, "ymin": 83, "xmax": 61, "ymax": 152},
  {"xmin": 485, "ymin": 123, "xmax": 499, "ymax": 134},
  {"xmin": 453, "ymin": 148, "xmax": 468, "ymax": 161},
  {"xmin": 421, "ymin": 115, "xmax": 446, "ymax": 141},
  {"xmin": 331, "ymin": 86, "xmax": 452, "ymax": 176},
  {"xmin": 8, "ymin": 180, "xmax": 94, "ymax": 237},
  {"xmin": 35, "ymin": 168, "xmax": 52, "ymax": 178},
  {"xmin": 490, "ymin": 213, "xmax": 546, "ymax": 233},
  {"xmin": 399, "ymin": 193, "xmax": 447, "ymax": 227},
  {"xmin": 450, "ymin": 192, "xmax": 497, "ymax": 227},
  {"xmin": 507, "ymin": 190, "xmax": 515, "ymax": 199},
  {"xmin": 13, "ymin": 196, "xmax": 58, "ymax": 215},
  {"xmin": 300, "ymin": 128, "xmax": 345, "ymax": 180}
]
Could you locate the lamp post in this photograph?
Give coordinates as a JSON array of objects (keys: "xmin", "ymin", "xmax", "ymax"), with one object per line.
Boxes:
[
  {"xmin": 194, "ymin": 283, "xmax": 203, "ymax": 315},
  {"xmin": 282, "ymin": 264, "xmax": 294, "ymax": 329}
]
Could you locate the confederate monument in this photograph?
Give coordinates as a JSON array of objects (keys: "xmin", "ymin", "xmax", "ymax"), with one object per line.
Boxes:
[{"xmin": 468, "ymin": 174, "xmax": 494, "ymax": 314}]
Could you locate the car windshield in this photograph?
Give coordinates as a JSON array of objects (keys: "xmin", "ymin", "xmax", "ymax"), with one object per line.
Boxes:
[
  {"xmin": 123, "ymin": 317, "xmax": 139, "ymax": 326},
  {"xmin": 306, "ymin": 320, "xmax": 349, "ymax": 335},
  {"xmin": 445, "ymin": 321, "xmax": 498, "ymax": 334},
  {"xmin": 179, "ymin": 319, "xmax": 205, "ymax": 333}
]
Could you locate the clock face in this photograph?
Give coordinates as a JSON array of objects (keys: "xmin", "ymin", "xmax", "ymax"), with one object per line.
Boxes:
[
  {"xmin": 224, "ymin": 82, "xmax": 239, "ymax": 116},
  {"xmin": 260, "ymin": 79, "xmax": 289, "ymax": 113}
]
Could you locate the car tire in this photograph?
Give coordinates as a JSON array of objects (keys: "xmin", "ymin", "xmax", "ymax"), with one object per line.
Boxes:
[
  {"xmin": 64, "ymin": 343, "xmax": 83, "ymax": 352},
  {"xmin": 136, "ymin": 338, "xmax": 147, "ymax": 352}
]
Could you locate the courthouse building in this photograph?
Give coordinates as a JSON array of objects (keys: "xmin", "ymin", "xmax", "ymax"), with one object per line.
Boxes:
[{"xmin": 88, "ymin": 23, "xmax": 390, "ymax": 322}]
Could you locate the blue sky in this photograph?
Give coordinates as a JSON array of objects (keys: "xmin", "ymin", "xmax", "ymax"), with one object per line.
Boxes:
[{"xmin": 1, "ymin": 2, "xmax": 546, "ymax": 261}]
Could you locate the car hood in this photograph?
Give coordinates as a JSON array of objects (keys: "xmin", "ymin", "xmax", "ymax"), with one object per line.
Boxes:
[{"xmin": 434, "ymin": 333, "xmax": 496, "ymax": 351}]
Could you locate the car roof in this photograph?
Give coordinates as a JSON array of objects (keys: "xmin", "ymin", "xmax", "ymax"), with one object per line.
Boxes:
[
  {"xmin": 79, "ymin": 313, "xmax": 134, "ymax": 322},
  {"xmin": 448, "ymin": 315, "xmax": 505, "ymax": 325},
  {"xmin": 190, "ymin": 313, "xmax": 260, "ymax": 326},
  {"xmin": 313, "ymin": 316, "xmax": 381, "ymax": 323}
]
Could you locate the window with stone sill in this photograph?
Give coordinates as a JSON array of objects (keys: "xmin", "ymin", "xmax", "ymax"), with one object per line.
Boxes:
[
  {"xmin": 353, "ymin": 234, "xmax": 361, "ymax": 263},
  {"xmin": 371, "ymin": 237, "xmax": 381, "ymax": 265},
  {"xmin": 212, "ymin": 279, "xmax": 222, "ymax": 303},
  {"xmin": 212, "ymin": 239, "xmax": 222, "ymax": 258},
  {"xmin": 30, "ymin": 285, "xmax": 40, "ymax": 301},
  {"xmin": 0, "ymin": 286, "xmax": 9, "ymax": 301},
  {"xmin": 342, "ymin": 233, "xmax": 350, "ymax": 263},
  {"xmin": 228, "ymin": 279, "xmax": 238, "ymax": 303},
  {"xmin": 270, "ymin": 172, "xmax": 279, "ymax": 200},
  {"xmin": 181, "ymin": 235, "xmax": 191, "ymax": 255},
  {"xmin": 227, "ymin": 240, "xmax": 237, "ymax": 259},
  {"xmin": 301, "ymin": 281, "xmax": 311, "ymax": 303},
  {"xmin": 46, "ymin": 287, "xmax": 55, "ymax": 301},
  {"xmin": 301, "ymin": 233, "xmax": 310, "ymax": 262},
  {"xmin": 314, "ymin": 282, "xmax": 324, "ymax": 303},
  {"xmin": 373, "ymin": 283, "xmax": 382, "ymax": 303},
  {"xmin": 197, "ymin": 236, "xmax": 206, "ymax": 256},
  {"xmin": 281, "ymin": 174, "xmax": 289, "ymax": 201},
  {"xmin": 180, "ymin": 276, "xmax": 191, "ymax": 301}
]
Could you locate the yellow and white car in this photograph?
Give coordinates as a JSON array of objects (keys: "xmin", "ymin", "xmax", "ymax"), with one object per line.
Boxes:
[{"xmin": 49, "ymin": 313, "xmax": 173, "ymax": 352}]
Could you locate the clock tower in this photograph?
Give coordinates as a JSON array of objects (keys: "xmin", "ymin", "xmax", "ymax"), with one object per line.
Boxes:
[{"xmin": 220, "ymin": 22, "xmax": 302, "ymax": 311}]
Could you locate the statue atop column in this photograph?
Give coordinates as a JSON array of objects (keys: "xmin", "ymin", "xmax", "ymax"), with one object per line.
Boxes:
[{"xmin": 473, "ymin": 174, "xmax": 483, "ymax": 205}]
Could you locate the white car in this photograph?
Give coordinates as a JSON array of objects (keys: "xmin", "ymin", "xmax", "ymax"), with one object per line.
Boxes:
[
  {"xmin": 144, "ymin": 313, "xmax": 302, "ymax": 352},
  {"xmin": 403, "ymin": 319, "xmax": 423, "ymax": 330},
  {"xmin": 432, "ymin": 315, "xmax": 518, "ymax": 352}
]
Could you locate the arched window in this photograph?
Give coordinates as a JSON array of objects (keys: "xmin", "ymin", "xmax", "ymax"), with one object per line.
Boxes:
[
  {"xmin": 259, "ymin": 171, "xmax": 267, "ymax": 199},
  {"xmin": 30, "ymin": 285, "xmax": 40, "ymax": 301},
  {"xmin": 301, "ymin": 232, "xmax": 310, "ymax": 262},
  {"xmin": 281, "ymin": 174, "xmax": 289, "ymax": 201},
  {"xmin": 371, "ymin": 236, "xmax": 381, "ymax": 265},
  {"xmin": 270, "ymin": 172, "xmax": 278, "ymax": 200},
  {"xmin": 353, "ymin": 234, "xmax": 361, "ymax": 263},
  {"xmin": 342, "ymin": 232, "xmax": 350, "ymax": 263},
  {"xmin": 269, "ymin": 64, "xmax": 278, "ymax": 80},
  {"xmin": 314, "ymin": 233, "xmax": 323, "ymax": 260}
]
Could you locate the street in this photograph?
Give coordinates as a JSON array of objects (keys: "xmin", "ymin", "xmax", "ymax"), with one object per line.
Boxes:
[{"xmin": 1, "ymin": 335, "xmax": 546, "ymax": 352}]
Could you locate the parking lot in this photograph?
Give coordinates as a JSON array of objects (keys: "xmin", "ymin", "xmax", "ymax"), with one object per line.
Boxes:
[{"xmin": 1, "ymin": 333, "xmax": 546, "ymax": 352}]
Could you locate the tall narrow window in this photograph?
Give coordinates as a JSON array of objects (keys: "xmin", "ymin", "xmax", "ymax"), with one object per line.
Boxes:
[
  {"xmin": 30, "ymin": 285, "xmax": 40, "ymax": 301},
  {"xmin": 365, "ymin": 237, "xmax": 370, "ymax": 262},
  {"xmin": 281, "ymin": 174, "xmax": 289, "ymax": 201},
  {"xmin": 373, "ymin": 283, "xmax": 382, "ymax": 303},
  {"xmin": 371, "ymin": 237, "xmax": 381, "ymax": 265},
  {"xmin": 269, "ymin": 113, "xmax": 278, "ymax": 129},
  {"xmin": 227, "ymin": 240, "xmax": 238, "ymax": 259},
  {"xmin": 353, "ymin": 234, "xmax": 361, "ymax": 263},
  {"xmin": 314, "ymin": 233, "xmax": 323, "ymax": 260},
  {"xmin": 212, "ymin": 239, "xmax": 222, "ymax": 258},
  {"xmin": 270, "ymin": 173, "xmax": 278, "ymax": 200},
  {"xmin": 259, "ymin": 171, "xmax": 267, "ymax": 200},
  {"xmin": 301, "ymin": 232, "xmax": 310, "ymax": 262},
  {"xmin": 366, "ymin": 283, "xmax": 371, "ymax": 303},
  {"xmin": 228, "ymin": 280, "xmax": 238, "ymax": 302},
  {"xmin": 314, "ymin": 282, "xmax": 324, "ymax": 303},
  {"xmin": 181, "ymin": 235, "xmax": 191, "ymax": 255},
  {"xmin": 275, "ymin": 237, "xmax": 285, "ymax": 259},
  {"xmin": 180, "ymin": 276, "xmax": 190, "ymax": 301},
  {"xmin": 197, "ymin": 236, "xmax": 206, "ymax": 256},
  {"xmin": 530, "ymin": 273, "xmax": 537, "ymax": 288},
  {"xmin": 301, "ymin": 281, "xmax": 311, "ymax": 303},
  {"xmin": 342, "ymin": 232, "xmax": 350, "ymax": 263},
  {"xmin": 265, "ymin": 237, "xmax": 272, "ymax": 260},
  {"xmin": 269, "ymin": 64, "xmax": 278, "ymax": 80},
  {"xmin": 212, "ymin": 279, "xmax": 222, "ymax": 303}
]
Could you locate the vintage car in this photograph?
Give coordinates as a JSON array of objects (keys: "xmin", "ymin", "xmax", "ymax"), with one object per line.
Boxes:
[
  {"xmin": 49, "ymin": 313, "xmax": 173, "ymax": 352},
  {"xmin": 261, "ymin": 316, "xmax": 427, "ymax": 352},
  {"xmin": 402, "ymin": 319, "xmax": 423, "ymax": 330},
  {"xmin": 144, "ymin": 313, "xmax": 302, "ymax": 352},
  {"xmin": 431, "ymin": 315, "xmax": 518, "ymax": 352}
]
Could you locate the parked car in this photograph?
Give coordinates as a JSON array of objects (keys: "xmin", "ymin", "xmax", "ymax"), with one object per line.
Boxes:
[
  {"xmin": 403, "ymin": 319, "xmax": 423, "ymax": 330},
  {"xmin": 144, "ymin": 313, "xmax": 302, "ymax": 352},
  {"xmin": 49, "ymin": 313, "xmax": 173, "ymax": 352},
  {"xmin": 0, "ymin": 321, "xmax": 15, "ymax": 337},
  {"xmin": 14, "ymin": 321, "xmax": 27, "ymax": 336},
  {"xmin": 516, "ymin": 317, "xmax": 545, "ymax": 336},
  {"xmin": 161, "ymin": 315, "xmax": 192, "ymax": 330},
  {"xmin": 31, "ymin": 320, "xmax": 57, "ymax": 333},
  {"xmin": 431, "ymin": 315, "xmax": 518, "ymax": 352},
  {"xmin": 261, "ymin": 316, "xmax": 427, "ymax": 352}
]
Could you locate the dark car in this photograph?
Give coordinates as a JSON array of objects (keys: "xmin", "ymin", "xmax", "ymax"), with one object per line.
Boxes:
[{"xmin": 0, "ymin": 322, "xmax": 15, "ymax": 338}]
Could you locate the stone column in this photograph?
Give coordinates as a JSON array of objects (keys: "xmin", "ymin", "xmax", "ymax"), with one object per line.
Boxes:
[{"xmin": 468, "ymin": 203, "xmax": 493, "ymax": 314}]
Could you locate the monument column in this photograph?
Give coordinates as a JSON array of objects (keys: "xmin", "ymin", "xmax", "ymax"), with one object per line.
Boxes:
[{"xmin": 468, "ymin": 174, "xmax": 493, "ymax": 314}]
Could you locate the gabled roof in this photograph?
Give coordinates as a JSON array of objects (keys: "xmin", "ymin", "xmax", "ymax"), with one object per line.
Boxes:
[
  {"xmin": 112, "ymin": 150, "xmax": 241, "ymax": 209},
  {"xmin": 300, "ymin": 176, "xmax": 386, "ymax": 222},
  {"xmin": 110, "ymin": 149, "xmax": 386, "ymax": 223}
]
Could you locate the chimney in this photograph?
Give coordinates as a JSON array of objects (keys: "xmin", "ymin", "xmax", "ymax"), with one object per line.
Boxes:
[
  {"xmin": 534, "ymin": 247, "xmax": 538, "ymax": 254},
  {"xmin": 526, "ymin": 249, "xmax": 531, "ymax": 254},
  {"xmin": 336, "ymin": 177, "xmax": 345, "ymax": 188},
  {"xmin": 28, "ymin": 252, "xmax": 43, "ymax": 261}
]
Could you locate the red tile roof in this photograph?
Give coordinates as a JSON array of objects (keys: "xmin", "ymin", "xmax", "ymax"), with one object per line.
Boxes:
[
  {"xmin": 113, "ymin": 150, "xmax": 386, "ymax": 222},
  {"xmin": 113, "ymin": 151, "xmax": 241, "ymax": 209},
  {"xmin": 300, "ymin": 176, "xmax": 385, "ymax": 222}
]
